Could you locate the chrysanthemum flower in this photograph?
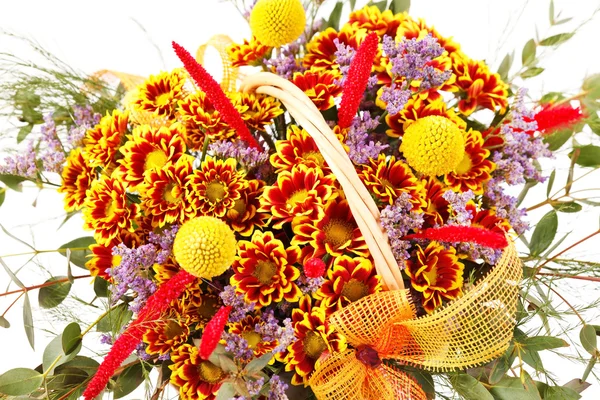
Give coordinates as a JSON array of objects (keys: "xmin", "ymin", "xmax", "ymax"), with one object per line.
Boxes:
[
  {"xmin": 259, "ymin": 164, "xmax": 337, "ymax": 229},
  {"xmin": 452, "ymin": 53, "xmax": 508, "ymax": 115},
  {"xmin": 132, "ymin": 69, "xmax": 187, "ymax": 119},
  {"xmin": 139, "ymin": 156, "xmax": 194, "ymax": 227},
  {"xmin": 250, "ymin": 0, "xmax": 306, "ymax": 47},
  {"xmin": 227, "ymin": 36, "xmax": 272, "ymax": 67},
  {"xmin": 400, "ymin": 115, "xmax": 465, "ymax": 176},
  {"xmin": 405, "ymin": 241, "xmax": 464, "ymax": 313},
  {"xmin": 359, "ymin": 154, "xmax": 426, "ymax": 208},
  {"xmin": 348, "ymin": 5, "xmax": 402, "ymax": 37},
  {"xmin": 143, "ymin": 310, "xmax": 190, "ymax": 356},
  {"xmin": 270, "ymin": 125, "xmax": 330, "ymax": 174},
  {"xmin": 238, "ymin": 92, "xmax": 284, "ymax": 131},
  {"xmin": 283, "ymin": 296, "xmax": 347, "ymax": 386},
  {"xmin": 58, "ymin": 148, "xmax": 96, "ymax": 212},
  {"xmin": 420, "ymin": 177, "xmax": 450, "ymax": 228},
  {"xmin": 228, "ymin": 314, "xmax": 279, "ymax": 358},
  {"xmin": 178, "ymin": 91, "xmax": 237, "ymax": 146},
  {"xmin": 292, "ymin": 69, "xmax": 343, "ymax": 111},
  {"xmin": 83, "ymin": 110, "xmax": 129, "ymax": 172},
  {"xmin": 231, "ymin": 230, "xmax": 302, "ymax": 307},
  {"xmin": 292, "ymin": 197, "xmax": 369, "ymax": 259},
  {"xmin": 172, "ymin": 216, "xmax": 237, "ymax": 279},
  {"xmin": 304, "ymin": 25, "xmax": 368, "ymax": 71},
  {"xmin": 467, "ymin": 203, "xmax": 511, "ymax": 235},
  {"xmin": 225, "ymin": 178, "xmax": 270, "ymax": 237},
  {"xmin": 445, "ymin": 129, "xmax": 495, "ymax": 194},
  {"xmin": 314, "ymin": 255, "xmax": 381, "ymax": 313},
  {"xmin": 116, "ymin": 122, "xmax": 187, "ymax": 191},
  {"xmin": 83, "ymin": 176, "xmax": 139, "ymax": 246},
  {"xmin": 185, "ymin": 156, "xmax": 248, "ymax": 218},
  {"xmin": 395, "ymin": 16, "xmax": 461, "ymax": 55},
  {"xmin": 170, "ymin": 344, "xmax": 225, "ymax": 399}
]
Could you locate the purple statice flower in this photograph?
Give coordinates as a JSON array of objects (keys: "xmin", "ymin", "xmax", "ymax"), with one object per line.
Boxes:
[
  {"xmin": 379, "ymin": 82, "xmax": 411, "ymax": 115},
  {"xmin": 380, "ymin": 192, "xmax": 424, "ymax": 264},
  {"xmin": 0, "ymin": 140, "xmax": 39, "ymax": 178},
  {"xmin": 268, "ymin": 375, "xmax": 289, "ymax": 400},
  {"xmin": 148, "ymin": 224, "xmax": 179, "ymax": 264},
  {"xmin": 334, "ymin": 38, "xmax": 356, "ymax": 85},
  {"xmin": 209, "ymin": 139, "xmax": 269, "ymax": 169},
  {"xmin": 458, "ymin": 242, "xmax": 503, "ymax": 265},
  {"xmin": 256, "ymin": 309, "xmax": 295, "ymax": 353},
  {"xmin": 242, "ymin": 0, "xmax": 258, "ymax": 20},
  {"xmin": 297, "ymin": 275, "xmax": 325, "ymax": 296},
  {"xmin": 109, "ymin": 243, "xmax": 158, "ymax": 313},
  {"xmin": 220, "ymin": 285, "xmax": 256, "ymax": 322},
  {"xmin": 223, "ymin": 332, "xmax": 254, "ymax": 361},
  {"xmin": 442, "ymin": 190, "xmax": 474, "ymax": 225},
  {"xmin": 246, "ymin": 377, "xmax": 265, "ymax": 396},
  {"xmin": 67, "ymin": 105, "xmax": 100, "ymax": 148},
  {"xmin": 265, "ymin": 42, "xmax": 305, "ymax": 79},
  {"xmin": 158, "ymin": 352, "xmax": 171, "ymax": 361},
  {"xmin": 345, "ymin": 111, "xmax": 388, "ymax": 165},
  {"xmin": 39, "ymin": 113, "xmax": 65, "ymax": 173},
  {"xmin": 99, "ymin": 333, "xmax": 113, "ymax": 345},
  {"xmin": 135, "ymin": 342, "xmax": 152, "ymax": 361},
  {"xmin": 485, "ymin": 177, "xmax": 529, "ymax": 235}
]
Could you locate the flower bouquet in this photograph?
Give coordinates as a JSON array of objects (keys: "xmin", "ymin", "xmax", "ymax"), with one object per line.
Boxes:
[{"xmin": 1, "ymin": 0, "xmax": 599, "ymax": 399}]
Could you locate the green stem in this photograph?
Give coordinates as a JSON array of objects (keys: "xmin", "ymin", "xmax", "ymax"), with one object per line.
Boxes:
[
  {"xmin": 1, "ymin": 246, "xmax": 92, "ymax": 258},
  {"xmin": 81, "ymin": 306, "xmax": 112, "ymax": 337},
  {"xmin": 536, "ymin": 272, "xmax": 600, "ymax": 283},
  {"xmin": 1, "ymin": 291, "xmax": 24, "ymax": 317},
  {"xmin": 0, "ymin": 274, "xmax": 90, "ymax": 298},
  {"xmin": 536, "ymin": 229, "xmax": 600, "ymax": 271},
  {"xmin": 200, "ymin": 135, "xmax": 210, "ymax": 163},
  {"xmin": 582, "ymin": 356, "xmax": 597, "ymax": 382}
]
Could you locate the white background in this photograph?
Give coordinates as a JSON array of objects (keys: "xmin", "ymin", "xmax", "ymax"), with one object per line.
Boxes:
[{"xmin": 1, "ymin": 0, "xmax": 600, "ymax": 398}]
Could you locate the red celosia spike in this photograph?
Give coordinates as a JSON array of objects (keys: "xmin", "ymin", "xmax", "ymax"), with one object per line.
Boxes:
[
  {"xmin": 304, "ymin": 257, "xmax": 326, "ymax": 278},
  {"xmin": 403, "ymin": 225, "xmax": 508, "ymax": 249},
  {"xmin": 337, "ymin": 32, "xmax": 379, "ymax": 129},
  {"xmin": 172, "ymin": 41, "xmax": 260, "ymax": 149},
  {"xmin": 199, "ymin": 306, "xmax": 232, "ymax": 360},
  {"xmin": 83, "ymin": 270, "xmax": 196, "ymax": 400},
  {"xmin": 535, "ymin": 103, "xmax": 584, "ymax": 134}
]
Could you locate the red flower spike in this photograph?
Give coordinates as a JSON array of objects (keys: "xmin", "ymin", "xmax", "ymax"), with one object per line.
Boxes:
[
  {"xmin": 404, "ymin": 225, "xmax": 508, "ymax": 249},
  {"xmin": 304, "ymin": 257, "xmax": 326, "ymax": 278},
  {"xmin": 534, "ymin": 103, "xmax": 584, "ymax": 135},
  {"xmin": 172, "ymin": 41, "xmax": 260, "ymax": 149},
  {"xmin": 338, "ymin": 32, "xmax": 379, "ymax": 129},
  {"xmin": 83, "ymin": 270, "xmax": 196, "ymax": 400},
  {"xmin": 199, "ymin": 305, "xmax": 232, "ymax": 360}
]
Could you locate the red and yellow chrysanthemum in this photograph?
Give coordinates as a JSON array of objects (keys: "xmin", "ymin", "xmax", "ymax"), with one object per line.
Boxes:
[
  {"xmin": 445, "ymin": 129, "xmax": 495, "ymax": 194},
  {"xmin": 85, "ymin": 243, "xmax": 120, "ymax": 279},
  {"xmin": 283, "ymin": 296, "xmax": 347, "ymax": 386},
  {"xmin": 83, "ymin": 110, "xmax": 129, "ymax": 172},
  {"xmin": 395, "ymin": 16, "xmax": 461, "ymax": 56},
  {"xmin": 303, "ymin": 25, "xmax": 369, "ymax": 71},
  {"xmin": 231, "ymin": 230, "xmax": 302, "ymax": 307},
  {"xmin": 347, "ymin": 5, "xmax": 402, "ymax": 37},
  {"xmin": 227, "ymin": 36, "xmax": 272, "ymax": 67},
  {"xmin": 270, "ymin": 125, "xmax": 330, "ymax": 174},
  {"xmin": 58, "ymin": 148, "xmax": 96, "ymax": 212},
  {"xmin": 238, "ymin": 92, "xmax": 284, "ymax": 131},
  {"xmin": 359, "ymin": 154, "xmax": 426, "ymax": 208},
  {"xmin": 292, "ymin": 197, "xmax": 369, "ymax": 259},
  {"xmin": 82, "ymin": 176, "xmax": 139, "ymax": 246},
  {"xmin": 314, "ymin": 255, "xmax": 381, "ymax": 313},
  {"xmin": 170, "ymin": 344, "xmax": 225, "ymax": 400},
  {"xmin": 405, "ymin": 241, "xmax": 464, "ymax": 313},
  {"xmin": 225, "ymin": 178, "xmax": 270, "ymax": 237},
  {"xmin": 116, "ymin": 123, "xmax": 187, "ymax": 191},
  {"xmin": 143, "ymin": 311, "xmax": 190, "ymax": 356},
  {"xmin": 291, "ymin": 69, "xmax": 343, "ymax": 111},
  {"xmin": 466, "ymin": 203, "xmax": 511, "ymax": 236},
  {"xmin": 185, "ymin": 156, "xmax": 248, "ymax": 218},
  {"xmin": 259, "ymin": 164, "xmax": 336, "ymax": 229},
  {"xmin": 420, "ymin": 177, "xmax": 450, "ymax": 228},
  {"xmin": 132, "ymin": 69, "xmax": 187, "ymax": 119},
  {"xmin": 228, "ymin": 314, "xmax": 279, "ymax": 358}
]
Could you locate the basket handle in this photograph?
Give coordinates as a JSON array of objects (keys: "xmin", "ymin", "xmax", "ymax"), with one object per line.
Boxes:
[{"xmin": 240, "ymin": 72, "xmax": 405, "ymax": 291}]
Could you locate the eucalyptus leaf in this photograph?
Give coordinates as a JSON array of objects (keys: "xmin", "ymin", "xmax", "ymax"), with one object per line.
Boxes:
[
  {"xmin": 0, "ymin": 257, "xmax": 25, "ymax": 288},
  {"xmin": 97, "ymin": 303, "xmax": 133, "ymax": 334},
  {"xmin": 522, "ymin": 336, "xmax": 568, "ymax": 351},
  {"xmin": 450, "ymin": 373, "xmax": 493, "ymax": 400},
  {"xmin": 327, "ymin": 2, "xmax": 344, "ymax": 31},
  {"xmin": 62, "ymin": 322, "xmax": 82, "ymax": 355},
  {"xmin": 43, "ymin": 333, "xmax": 80, "ymax": 375},
  {"xmin": 0, "ymin": 316, "xmax": 9, "ymax": 328},
  {"xmin": 582, "ymin": 73, "xmax": 600, "ymax": 99},
  {"xmin": 17, "ymin": 124, "xmax": 33, "ymax": 143},
  {"xmin": 539, "ymin": 32, "xmax": 574, "ymax": 46},
  {"xmin": 570, "ymin": 145, "xmax": 600, "ymax": 167},
  {"xmin": 529, "ymin": 210, "xmax": 558, "ymax": 256},
  {"xmin": 544, "ymin": 386, "xmax": 581, "ymax": 400},
  {"xmin": 23, "ymin": 293, "xmax": 34, "ymax": 349},
  {"xmin": 497, "ymin": 52, "xmax": 513, "ymax": 81},
  {"xmin": 218, "ymin": 355, "xmax": 239, "ymax": 374},
  {"xmin": 521, "ymin": 67, "xmax": 544, "ymax": 79},
  {"xmin": 552, "ymin": 201, "xmax": 582, "ymax": 213},
  {"xmin": 59, "ymin": 356, "xmax": 99, "ymax": 376},
  {"xmin": 0, "ymin": 174, "xmax": 26, "ymax": 192},
  {"xmin": 579, "ymin": 325, "xmax": 598, "ymax": 355},
  {"xmin": 544, "ymin": 128, "xmax": 572, "ymax": 151},
  {"xmin": 0, "ymin": 189, "xmax": 5, "ymax": 207},
  {"xmin": 58, "ymin": 236, "xmax": 95, "ymax": 269},
  {"xmin": 39, "ymin": 276, "xmax": 72, "ymax": 308},
  {"xmin": 522, "ymin": 39, "xmax": 536, "ymax": 65},
  {"xmin": 521, "ymin": 348, "xmax": 544, "ymax": 371},
  {"xmin": 563, "ymin": 379, "xmax": 591, "ymax": 394},
  {"xmin": 245, "ymin": 353, "xmax": 274, "ymax": 375},
  {"xmin": 489, "ymin": 377, "xmax": 540, "ymax": 400},
  {"xmin": 216, "ymin": 382, "xmax": 236, "ymax": 400},
  {"xmin": 94, "ymin": 276, "xmax": 110, "ymax": 297},
  {"xmin": 546, "ymin": 170, "xmax": 556, "ymax": 197},
  {"xmin": 0, "ymin": 368, "xmax": 44, "ymax": 396},
  {"xmin": 522, "ymin": 371, "xmax": 542, "ymax": 399},
  {"xmin": 372, "ymin": 0, "xmax": 388, "ymax": 13},
  {"xmin": 489, "ymin": 344, "xmax": 516, "ymax": 385},
  {"xmin": 113, "ymin": 363, "xmax": 149, "ymax": 399},
  {"xmin": 391, "ymin": 0, "xmax": 410, "ymax": 13}
]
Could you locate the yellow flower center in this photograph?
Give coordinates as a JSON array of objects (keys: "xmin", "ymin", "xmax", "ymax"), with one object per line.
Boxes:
[
  {"xmin": 198, "ymin": 360, "xmax": 225, "ymax": 384},
  {"xmin": 323, "ymin": 219, "xmax": 353, "ymax": 248},
  {"xmin": 232, "ymin": 199, "xmax": 247, "ymax": 216},
  {"xmin": 303, "ymin": 331, "xmax": 327, "ymax": 360},
  {"xmin": 111, "ymin": 255, "xmax": 122, "ymax": 268},
  {"xmin": 286, "ymin": 189, "xmax": 309, "ymax": 209},
  {"xmin": 304, "ymin": 151, "xmax": 325, "ymax": 168},
  {"xmin": 163, "ymin": 184, "xmax": 182, "ymax": 204},
  {"xmin": 242, "ymin": 331, "xmax": 263, "ymax": 349},
  {"xmin": 206, "ymin": 181, "xmax": 226, "ymax": 203},
  {"xmin": 250, "ymin": 0, "xmax": 306, "ymax": 47},
  {"xmin": 155, "ymin": 92, "xmax": 171, "ymax": 107},
  {"xmin": 454, "ymin": 152, "xmax": 473, "ymax": 175},
  {"xmin": 400, "ymin": 116, "xmax": 465, "ymax": 177},
  {"xmin": 105, "ymin": 200, "xmax": 117, "ymax": 219},
  {"xmin": 423, "ymin": 264, "xmax": 438, "ymax": 286},
  {"xmin": 253, "ymin": 260, "xmax": 278, "ymax": 285},
  {"xmin": 164, "ymin": 320, "xmax": 184, "ymax": 340},
  {"xmin": 197, "ymin": 296, "xmax": 219, "ymax": 320},
  {"xmin": 341, "ymin": 278, "xmax": 369, "ymax": 302},
  {"xmin": 144, "ymin": 149, "xmax": 168, "ymax": 171}
]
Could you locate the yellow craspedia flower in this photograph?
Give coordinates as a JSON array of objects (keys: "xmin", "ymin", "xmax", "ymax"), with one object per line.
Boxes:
[
  {"xmin": 400, "ymin": 115, "xmax": 466, "ymax": 177},
  {"xmin": 173, "ymin": 216, "xmax": 237, "ymax": 279},
  {"xmin": 250, "ymin": 0, "xmax": 306, "ymax": 47}
]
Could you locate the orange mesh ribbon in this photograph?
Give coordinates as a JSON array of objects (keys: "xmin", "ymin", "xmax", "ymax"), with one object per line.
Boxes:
[
  {"xmin": 89, "ymin": 69, "xmax": 146, "ymax": 91},
  {"xmin": 195, "ymin": 34, "xmax": 239, "ymax": 93}
]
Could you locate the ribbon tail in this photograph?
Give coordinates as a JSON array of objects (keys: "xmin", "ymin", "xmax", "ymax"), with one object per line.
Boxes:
[
  {"xmin": 309, "ymin": 349, "xmax": 368, "ymax": 400},
  {"xmin": 366, "ymin": 364, "xmax": 427, "ymax": 400}
]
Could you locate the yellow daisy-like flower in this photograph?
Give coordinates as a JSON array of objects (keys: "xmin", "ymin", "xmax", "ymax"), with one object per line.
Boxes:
[
  {"xmin": 169, "ymin": 344, "xmax": 225, "ymax": 400},
  {"xmin": 445, "ymin": 129, "xmax": 495, "ymax": 194},
  {"xmin": 172, "ymin": 216, "xmax": 237, "ymax": 279},
  {"xmin": 83, "ymin": 110, "xmax": 129, "ymax": 172},
  {"xmin": 238, "ymin": 92, "xmax": 284, "ymax": 131},
  {"xmin": 400, "ymin": 115, "xmax": 465, "ymax": 176},
  {"xmin": 143, "ymin": 310, "xmax": 190, "ymax": 356},
  {"xmin": 227, "ymin": 36, "xmax": 272, "ymax": 67},
  {"xmin": 58, "ymin": 148, "xmax": 96, "ymax": 212},
  {"xmin": 131, "ymin": 69, "xmax": 187, "ymax": 119},
  {"xmin": 250, "ymin": 0, "xmax": 306, "ymax": 47}
]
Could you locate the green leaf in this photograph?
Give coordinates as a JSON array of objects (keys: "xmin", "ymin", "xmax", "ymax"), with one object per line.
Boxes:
[
  {"xmin": 521, "ymin": 67, "xmax": 544, "ymax": 79},
  {"xmin": 0, "ymin": 316, "xmax": 9, "ymax": 328},
  {"xmin": 450, "ymin": 373, "xmax": 493, "ymax": 400},
  {"xmin": 580, "ymin": 325, "xmax": 598, "ymax": 355},
  {"xmin": 522, "ymin": 336, "xmax": 569, "ymax": 351},
  {"xmin": 328, "ymin": 2, "xmax": 344, "ymax": 31},
  {"xmin": 0, "ymin": 368, "xmax": 44, "ymax": 396},
  {"xmin": 521, "ymin": 348, "xmax": 544, "ymax": 371},
  {"xmin": 587, "ymin": 114, "xmax": 600, "ymax": 136},
  {"xmin": 245, "ymin": 353, "xmax": 274, "ymax": 375},
  {"xmin": 97, "ymin": 303, "xmax": 133, "ymax": 334},
  {"xmin": 391, "ymin": 0, "xmax": 410, "ymax": 13},
  {"xmin": 16, "ymin": 124, "xmax": 33, "ymax": 143},
  {"xmin": 0, "ymin": 174, "xmax": 26, "ymax": 192},
  {"xmin": 62, "ymin": 322, "xmax": 82, "ymax": 355},
  {"xmin": 570, "ymin": 145, "xmax": 600, "ymax": 167},
  {"xmin": 552, "ymin": 201, "xmax": 582, "ymax": 213},
  {"xmin": 546, "ymin": 170, "xmax": 556, "ymax": 197},
  {"xmin": 0, "ymin": 188, "xmax": 5, "ymax": 207},
  {"xmin": 522, "ymin": 371, "xmax": 542, "ymax": 399},
  {"xmin": 497, "ymin": 52, "xmax": 514, "ymax": 81},
  {"xmin": 38, "ymin": 276, "xmax": 72, "ymax": 308},
  {"xmin": 529, "ymin": 211, "xmax": 558, "ymax": 256},
  {"xmin": 371, "ymin": 0, "xmax": 388, "ymax": 13},
  {"xmin": 94, "ymin": 277, "xmax": 110, "ymax": 297},
  {"xmin": 58, "ymin": 236, "xmax": 95, "ymax": 269},
  {"xmin": 399, "ymin": 365, "xmax": 435, "ymax": 399},
  {"xmin": 59, "ymin": 356, "xmax": 100, "ymax": 376},
  {"xmin": 489, "ymin": 344, "xmax": 516, "ymax": 385},
  {"xmin": 544, "ymin": 128, "xmax": 572, "ymax": 151},
  {"xmin": 592, "ymin": 325, "xmax": 600, "ymax": 335},
  {"xmin": 23, "ymin": 293, "xmax": 34, "ymax": 349},
  {"xmin": 489, "ymin": 377, "xmax": 540, "ymax": 400},
  {"xmin": 113, "ymin": 363, "xmax": 149, "ymax": 399},
  {"xmin": 539, "ymin": 32, "xmax": 574, "ymax": 46},
  {"xmin": 349, "ymin": 0, "xmax": 357, "ymax": 11},
  {"xmin": 522, "ymin": 39, "xmax": 537, "ymax": 66},
  {"xmin": 544, "ymin": 386, "xmax": 581, "ymax": 400},
  {"xmin": 562, "ymin": 379, "xmax": 591, "ymax": 394},
  {"xmin": 43, "ymin": 333, "xmax": 80, "ymax": 375},
  {"xmin": 582, "ymin": 74, "xmax": 600, "ymax": 100},
  {"xmin": 549, "ymin": 0, "xmax": 555, "ymax": 24},
  {"xmin": 216, "ymin": 382, "xmax": 237, "ymax": 400},
  {"xmin": 0, "ymin": 257, "xmax": 25, "ymax": 288}
]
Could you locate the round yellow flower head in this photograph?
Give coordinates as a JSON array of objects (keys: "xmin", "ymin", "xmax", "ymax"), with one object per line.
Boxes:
[
  {"xmin": 173, "ymin": 216, "xmax": 237, "ymax": 279},
  {"xmin": 400, "ymin": 116, "xmax": 466, "ymax": 177},
  {"xmin": 250, "ymin": 0, "xmax": 306, "ymax": 47}
]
